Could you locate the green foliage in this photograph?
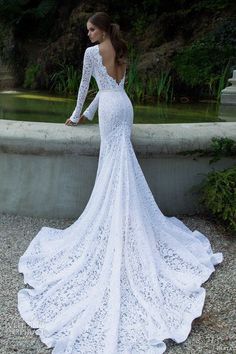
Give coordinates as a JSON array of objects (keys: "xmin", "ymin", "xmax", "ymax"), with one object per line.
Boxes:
[
  {"xmin": 47, "ymin": 44, "xmax": 174, "ymax": 103},
  {"xmin": 196, "ymin": 136, "xmax": 236, "ymax": 232},
  {"xmin": 173, "ymin": 18, "xmax": 236, "ymax": 96},
  {"xmin": 178, "ymin": 137, "xmax": 236, "ymax": 159},
  {"xmin": 126, "ymin": 45, "xmax": 174, "ymax": 103},
  {"xmin": 133, "ymin": 14, "xmax": 149, "ymax": 37},
  {"xmin": 208, "ymin": 63, "xmax": 230, "ymax": 101},
  {"xmin": 49, "ymin": 63, "xmax": 98, "ymax": 96},
  {"xmin": 209, "ymin": 137, "xmax": 236, "ymax": 164},
  {"xmin": 157, "ymin": 8, "xmax": 192, "ymax": 42},
  {"xmin": 50, "ymin": 64, "xmax": 81, "ymax": 95},
  {"xmin": 1, "ymin": 0, "xmax": 235, "ymax": 100},
  {"xmin": 31, "ymin": 0, "xmax": 57, "ymax": 18},
  {"xmin": 23, "ymin": 63, "xmax": 41, "ymax": 89},
  {"xmin": 125, "ymin": 45, "xmax": 145, "ymax": 102},
  {"xmin": 0, "ymin": 22, "xmax": 10, "ymax": 63},
  {"xmin": 200, "ymin": 166, "xmax": 236, "ymax": 232},
  {"xmin": 192, "ymin": 0, "xmax": 235, "ymax": 11},
  {"xmin": 0, "ymin": 0, "xmax": 57, "ymax": 38},
  {"xmin": 144, "ymin": 72, "xmax": 174, "ymax": 103},
  {"xmin": 155, "ymin": 69, "xmax": 173, "ymax": 103},
  {"xmin": 0, "ymin": 0, "xmax": 57, "ymax": 23}
]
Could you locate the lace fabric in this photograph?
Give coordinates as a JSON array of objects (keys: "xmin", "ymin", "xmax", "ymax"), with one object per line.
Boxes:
[
  {"xmin": 18, "ymin": 44, "xmax": 223, "ymax": 354},
  {"xmin": 70, "ymin": 45, "xmax": 126, "ymax": 123}
]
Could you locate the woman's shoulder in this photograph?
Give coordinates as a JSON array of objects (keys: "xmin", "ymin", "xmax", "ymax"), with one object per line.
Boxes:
[
  {"xmin": 85, "ymin": 44, "xmax": 98, "ymax": 55},
  {"xmin": 84, "ymin": 45, "xmax": 98, "ymax": 62}
]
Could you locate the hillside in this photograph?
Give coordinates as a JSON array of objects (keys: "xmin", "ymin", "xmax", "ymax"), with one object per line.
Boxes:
[{"xmin": 0, "ymin": 0, "xmax": 235, "ymax": 102}]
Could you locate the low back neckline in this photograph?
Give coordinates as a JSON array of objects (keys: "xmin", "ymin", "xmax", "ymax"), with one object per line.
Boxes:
[{"xmin": 97, "ymin": 44, "xmax": 126, "ymax": 86}]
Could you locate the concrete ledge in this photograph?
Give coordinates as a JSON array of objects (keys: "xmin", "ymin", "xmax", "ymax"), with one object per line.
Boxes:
[
  {"xmin": 0, "ymin": 120, "xmax": 235, "ymax": 218},
  {"xmin": 1, "ymin": 120, "xmax": 236, "ymax": 156}
]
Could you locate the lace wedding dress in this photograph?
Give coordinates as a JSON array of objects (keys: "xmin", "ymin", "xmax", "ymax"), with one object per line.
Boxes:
[{"xmin": 18, "ymin": 44, "xmax": 223, "ymax": 354}]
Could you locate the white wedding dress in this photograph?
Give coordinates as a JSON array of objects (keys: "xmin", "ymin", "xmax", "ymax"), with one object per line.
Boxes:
[{"xmin": 18, "ymin": 44, "xmax": 223, "ymax": 354}]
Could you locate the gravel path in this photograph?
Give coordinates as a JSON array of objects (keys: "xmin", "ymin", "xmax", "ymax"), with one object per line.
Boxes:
[{"xmin": 0, "ymin": 213, "xmax": 235, "ymax": 354}]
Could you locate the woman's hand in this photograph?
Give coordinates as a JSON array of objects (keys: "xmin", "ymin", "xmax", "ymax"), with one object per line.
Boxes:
[
  {"xmin": 65, "ymin": 118, "xmax": 77, "ymax": 126},
  {"xmin": 65, "ymin": 115, "xmax": 86, "ymax": 126}
]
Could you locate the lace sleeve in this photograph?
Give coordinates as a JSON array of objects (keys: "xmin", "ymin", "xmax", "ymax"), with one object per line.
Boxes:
[
  {"xmin": 82, "ymin": 91, "xmax": 100, "ymax": 121},
  {"xmin": 69, "ymin": 48, "xmax": 94, "ymax": 123}
]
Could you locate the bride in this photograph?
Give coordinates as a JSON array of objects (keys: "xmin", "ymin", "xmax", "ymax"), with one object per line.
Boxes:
[{"xmin": 18, "ymin": 11, "xmax": 223, "ymax": 354}]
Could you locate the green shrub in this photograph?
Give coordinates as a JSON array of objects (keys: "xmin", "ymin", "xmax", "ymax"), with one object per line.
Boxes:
[
  {"xmin": 209, "ymin": 137, "xmax": 236, "ymax": 164},
  {"xmin": 200, "ymin": 166, "xmax": 236, "ymax": 232},
  {"xmin": 23, "ymin": 64, "xmax": 41, "ymax": 89},
  {"xmin": 173, "ymin": 18, "xmax": 236, "ymax": 97},
  {"xmin": 196, "ymin": 137, "xmax": 236, "ymax": 233}
]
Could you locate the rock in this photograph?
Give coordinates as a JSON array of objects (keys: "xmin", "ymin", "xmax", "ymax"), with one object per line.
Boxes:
[{"xmin": 137, "ymin": 37, "xmax": 184, "ymax": 76}]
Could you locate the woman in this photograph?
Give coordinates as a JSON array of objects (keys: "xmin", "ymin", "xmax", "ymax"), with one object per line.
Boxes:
[{"xmin": 18, "ymin": 12, "xmax": 223, "ymax": 354}]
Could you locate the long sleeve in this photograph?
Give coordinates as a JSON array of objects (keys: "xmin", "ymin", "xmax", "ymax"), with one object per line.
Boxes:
[
  {"xmin": 69, "ymin": 48, "xmax": 93, "ymax": 123},
  {"xmin": 82, "ymin": 91, "xmax": 100, "ymax": 121}
]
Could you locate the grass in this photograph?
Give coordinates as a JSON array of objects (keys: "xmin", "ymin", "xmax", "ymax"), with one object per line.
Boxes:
[
  {"xmin": 125, "ymin": 46, "xmax": 174, "ymax": 104},
  {"xmin": 50, "ymin": 64, "xmax": 82, "ymax": 95}
]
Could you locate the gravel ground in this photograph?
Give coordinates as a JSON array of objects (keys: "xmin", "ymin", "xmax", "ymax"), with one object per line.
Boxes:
[{"xmin": 0, "ymin": 212, "xmax": 235, "ymax": 354}]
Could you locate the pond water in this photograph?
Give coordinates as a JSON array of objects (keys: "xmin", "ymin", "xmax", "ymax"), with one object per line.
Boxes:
[{"xmin": 0, "ymin": 90, "xmax": 233, "ymax": 124}]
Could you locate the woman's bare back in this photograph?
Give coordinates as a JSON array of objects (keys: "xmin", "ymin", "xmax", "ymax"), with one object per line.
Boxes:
[{"xmin": 98, "ymin": 43, "xmax": 126, "ymax": 85}]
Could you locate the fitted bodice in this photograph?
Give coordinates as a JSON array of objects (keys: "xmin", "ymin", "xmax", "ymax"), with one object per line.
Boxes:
[
  {"xmin": 69, "ymin": 44, "xmax": 126, "ymax": 123},
  {"xmin": 92, "ymin": 45, "xmax": 126, "ymax": 90}
]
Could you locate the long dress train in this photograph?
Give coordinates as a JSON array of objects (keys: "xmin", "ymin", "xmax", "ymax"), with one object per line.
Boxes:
[{"xmin": 17, "ymin": 44, "xmax": 223, "ymax": 354}]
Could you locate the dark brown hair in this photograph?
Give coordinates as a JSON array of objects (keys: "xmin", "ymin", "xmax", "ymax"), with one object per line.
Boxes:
[{"xmin": 88, "ymin": 12, "xmax": 128, "ymax": 66}]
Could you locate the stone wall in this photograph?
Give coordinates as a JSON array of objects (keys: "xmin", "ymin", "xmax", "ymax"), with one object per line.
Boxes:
[{"xmin": 0, "ymin": 120, "xmax": 235, "ymax": 218}]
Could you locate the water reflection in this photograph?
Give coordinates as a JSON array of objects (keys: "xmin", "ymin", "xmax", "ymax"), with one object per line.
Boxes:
[{"xmin": 0, "ymin": 90, "xmax": 234, "ymax": 124}]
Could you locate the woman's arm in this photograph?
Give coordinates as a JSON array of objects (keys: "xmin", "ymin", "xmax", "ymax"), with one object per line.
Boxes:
[
  {"xmin": 82, "ymin": 91, "xmax": 100, "ymax": 121},
  {"xmin": 69, "ymin": 48, "xmax": 93, "ymax": 123}
]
